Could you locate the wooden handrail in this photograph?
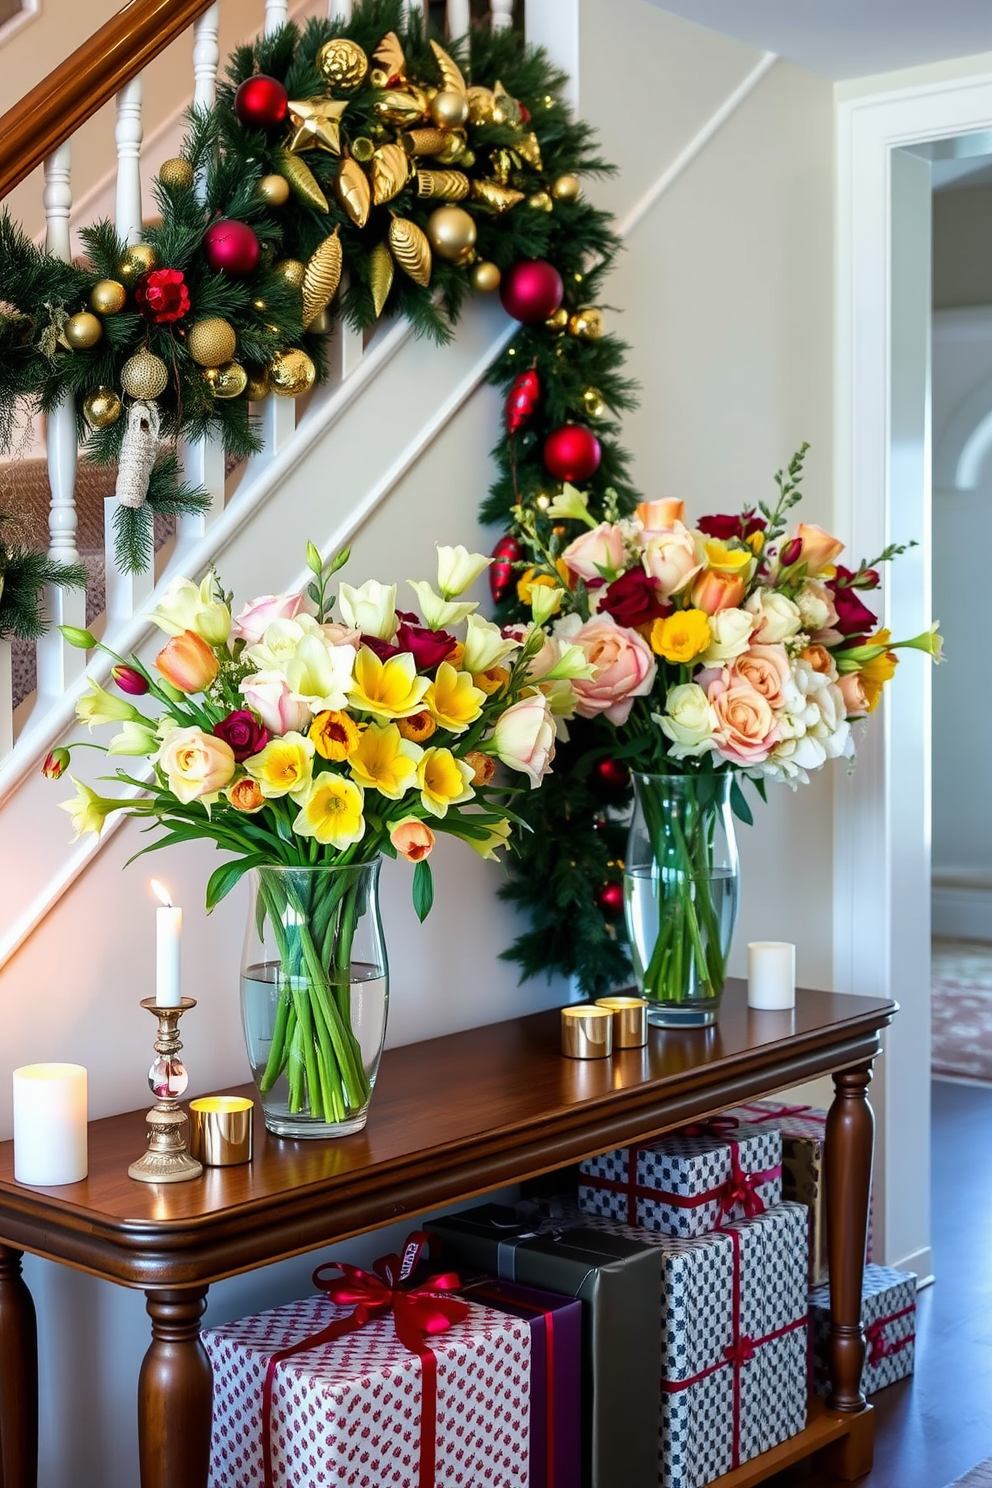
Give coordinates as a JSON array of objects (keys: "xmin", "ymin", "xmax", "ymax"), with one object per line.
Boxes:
[{"xmin": 0, "ymin": 0, "xmax": 217, "ymax": 202}]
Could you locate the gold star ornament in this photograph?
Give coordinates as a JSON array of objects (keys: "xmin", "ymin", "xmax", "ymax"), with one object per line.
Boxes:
[{"xmin": 286, "ymin": 96, "xmax": 349, "ymax": 155}]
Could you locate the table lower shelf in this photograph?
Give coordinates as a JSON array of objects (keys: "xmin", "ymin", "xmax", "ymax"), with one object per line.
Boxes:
[{"xmin": 708, "ymin": 1398, "xmax": 874, "ymax": 1487}]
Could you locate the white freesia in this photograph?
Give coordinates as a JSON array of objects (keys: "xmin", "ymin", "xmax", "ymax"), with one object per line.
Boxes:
[
  {"xmin": 436, "ymin": 545, "xmax": 491, "ymax": 598},
  {"xmin": 461, "ymin": 614, "xmax": 521, "ymax": 674},
  {"xmin": 760, "ymin": 660, "xmax": 850, "ymax": 785},
  {"xmin": 699, "ymin": 607, "xmax": 755, "ymax": 665},
  {"xmin": 657, "ymin": 683, "xmax": 718, "ymax": 759},
  {"xmin": 744, "ymin": 588, "xmax": 803, "ymax": 645},
  {"xmin": 282, "ymin": 633, "xmax": 356, "ymax": 713},
  {"xmin": 337, "ymin": 580, "xmax": 398, "ymax": 641},
  {"xmin": 529, "ymin": 585, "xmax": 564, "ymax": 625},
  {"xmin": 107, "ymin": 721, "xmax": 160, "ymax": 756},
  {"xmin": 546, "ymin": 482, "xmax": 596, "ymax": 527},
  {"xmin": 148, "ymin": 573, "xmax": 231, "ymax": 645},
  {"xmin": 407, "ymin": 581, "xmax": 477, "ymax": 630}
]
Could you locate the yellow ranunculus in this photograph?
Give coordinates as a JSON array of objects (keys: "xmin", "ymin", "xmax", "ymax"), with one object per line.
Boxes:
[
  {"xmin": 244, "ymin": 732, "xmax": 315, "ymax": 799},
  {"xmin": 425, "ymin": 662, "xmax": 486, "ymax": 733},
  {"xmin": 310, "ymin": 709, "xmax": 361, "ymax": 761},
  {"xmin": 348, "ymin": 647, "xmax": 430, "ymax": 721},
  {"xmin": 292, "ymin": 774, "xmax": 366, "ymax": 847},
  {"xmin": 473, "ymin": 666, "xmax": 510, "ymax": 697},
  {"xmin": 416, "ymin": 747, "xmax": 475, "ymax": 817},
  {"xmin": 702, "ymin": 540, "xmax": 754, "ymax": 576},
  {"xmin": 397, "ymin": 709, "xmax": 437, "ymax": 744},
  {"xmin": 348, "ymin": 723, "xmax": 421, "ymax": 800},
  {"xmin": 650, "ymin": 609, "xmax": 712, "ymax": 665}
]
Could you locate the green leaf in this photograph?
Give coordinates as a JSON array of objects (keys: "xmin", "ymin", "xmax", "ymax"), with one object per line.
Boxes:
[
  {"xmin": 730, "ymin": 776, "xmax": 754, "ymax": 827},
  {"xmin": 306, "ymin": 581, "xmax": 321, "ymax": 606},
  {"xmin": 305, "ymin": 540, "xmax": 323, "ymax": 576},
  {"xmin": 205, "ymin": 854, "xmax": 268, "ymax": 912},
  {"xmin": 412, "ymin": 858, "xmax": 434, "ymax": 923}
]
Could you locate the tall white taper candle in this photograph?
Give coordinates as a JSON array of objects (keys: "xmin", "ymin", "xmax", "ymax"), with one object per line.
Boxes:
[
  {"xmin": 12, "ymin": 1064, "xmax": 88, "ymax": 1185},
  {"xmin": 152, "ymin": 879, "xmax": 182, "ymax": 1006}
]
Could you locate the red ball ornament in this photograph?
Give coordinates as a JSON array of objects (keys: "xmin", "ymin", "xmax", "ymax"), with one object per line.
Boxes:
[
  {"xmin": 234, "ymin": 75, "xmax": 289, "ymax": 131},
  {"xmin": 489, "ymin": 535, "xmax": 522, "ymax": 605},
  {"xmin": 499, "ymin": 260, "xmax": 564, "ymax": 324},
  {"xmin": 544, "ymin": 423, "xmax": 602, "ymax": 483},
  {"xmin": 506, "ymin": 368, "xmax": 541, "ymax": 435},
  {"xmin": 203, "ymin": 219, "xmax": 261, "ymax": 277},
  {"xmin": 596, "ymin": 882, "xmax": 624, "ymax": 920},
  {"xmin": 592, "ymin": 757, "xmax": 631, "ymax": 798}
]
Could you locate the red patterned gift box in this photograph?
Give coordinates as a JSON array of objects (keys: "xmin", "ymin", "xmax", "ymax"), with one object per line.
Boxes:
[
  {"xmin": 203, "ymin": 1234, "xmax": 531, "ymax": 1488},
  {"xmin": 578, "ymin": 1121, "xmax": 782, "ymax": 1239},
  {"xmin": 809, "ymin": 1263, "xmax": 916, "ymax": 1397}
]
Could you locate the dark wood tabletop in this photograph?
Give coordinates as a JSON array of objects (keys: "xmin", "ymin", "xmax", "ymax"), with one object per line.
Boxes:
[{"xmin": 0, "ymin": 980, "xmax": 895, "ymax": 1292}]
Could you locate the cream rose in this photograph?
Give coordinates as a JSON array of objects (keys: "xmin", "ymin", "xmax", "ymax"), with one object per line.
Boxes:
[
  {"xmin": 699, "ymin": 608, "xmax": 755, "ymax": 665},
  {"xmin": 744, "ymin": 588, "xmax": 803, "ymax": 645},
  {"xmin": 657, "ymin": 683, "xmax": 717, "ymax": 760},
  {"xmin": 562, "ymin": 522, "xmax": 627, "ymax": 582},
  {"xmin": 158, "ymin": 727, "xmax": 236, "ymax": 804},
  {"xmin": 556, "ymin": 613, "xmax": 656, "ymax": 725},
  {"xmin": 641, "ymin": 522, "xmax": 701, "ymax": 599}
]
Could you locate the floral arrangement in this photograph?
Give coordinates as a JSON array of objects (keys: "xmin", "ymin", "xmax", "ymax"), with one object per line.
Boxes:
[{"xmin": 47, "ymin": 542, "xmax": 584, "ymax": 1122}]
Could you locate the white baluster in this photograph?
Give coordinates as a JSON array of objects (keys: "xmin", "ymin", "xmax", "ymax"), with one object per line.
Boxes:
[
  {"xmin": 192, "ymin": 4, "xmax": 220, "ymax": 110},
  {"xmin": 104, "ymin": 498, "xmax": 154, "ymax": 624},
  {"xmin": 0, "ymin": 642, "xmax": 12, "ymax": 757},
  {"xmin": 175, "ymin": 437, "xmax": 227, "ymax": 557},
  {"xmin": 257, "ymin": 395, "xmax": 297, "ymax": 461},
  {"xmin": 491, "ymin": 0, "xmax": 514, "ymax": 31},
  {"xmin": 447, "ymin": 0, "xmax": 471, "ymax": 37},
  {"xmin": 264, "ymin": 0, "xmax": 289, "ymax": 35},
  {"xmin": 115, "ymin": 75, "xmax": 144, "ymax": 246},
  {"xmin": 328, "ymin": 0, "xmax": 353, "ymax": 19},
  {"xmin": 524, "ymin": 0, "xmax": 578, "ymax": 110},
  {"xmin": 335, "ymin": 272, "xmax": 365, "ymax": 384}
]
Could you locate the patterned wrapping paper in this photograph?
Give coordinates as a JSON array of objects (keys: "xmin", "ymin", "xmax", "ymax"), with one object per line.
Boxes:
[
  {"xmin": 203, "ymin": 1294, "xmax": 531, "ymax": 1488},
  {"xmin": 809, "ymin": 1264, "xmax": 917, "ymax": 1398},
  {"xmin": 577, "ymin": 1124, "xmax": 782, "ymax": 1239},
  {"xmin": 577, "ymin": 1202, "xmax": 809, "ymax": 1488}
]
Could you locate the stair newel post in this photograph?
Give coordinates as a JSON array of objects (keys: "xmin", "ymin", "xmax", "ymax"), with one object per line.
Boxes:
[
  {"xmin": 36, "ymin": 140, "xmax": 87, "ymax": 710},
  {"xmin": 446, "ymin": 0, "xmax": 471, "ymax": 36},
  {"xmin": 115, "ymin": 75, "xmax": 144, "ymax": 247}
]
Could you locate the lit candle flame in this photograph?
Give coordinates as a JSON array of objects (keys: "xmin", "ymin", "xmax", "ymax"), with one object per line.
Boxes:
[{"xmin": 150, "ymin": 879, "xmax": 173, "ymax": 909}]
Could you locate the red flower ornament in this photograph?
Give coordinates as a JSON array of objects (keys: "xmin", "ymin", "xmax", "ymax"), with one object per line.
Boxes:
[{"xmin": 135, "ymin": 268, "xmax": 190, "ymax": 324}]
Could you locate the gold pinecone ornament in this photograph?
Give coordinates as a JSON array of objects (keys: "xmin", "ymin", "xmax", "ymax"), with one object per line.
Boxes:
[
  {"xmin": 301, "ymin": 230, "xmax": 343, "ymax": 328},
  {"xmin": 317, "ymin": 38, "xmax": 368, "ymax": 93}
]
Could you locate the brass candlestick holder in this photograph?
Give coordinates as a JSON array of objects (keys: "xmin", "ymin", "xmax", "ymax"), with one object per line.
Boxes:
[{"xmin": 128, "ymin": 997, "xmax": 202, "ymax": 1184}]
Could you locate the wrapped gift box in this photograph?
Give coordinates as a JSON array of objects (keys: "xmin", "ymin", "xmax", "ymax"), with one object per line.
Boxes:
[
  {"xmin": 577, "ymin": 1123, "xmax": 782, "ymax": 1239},
  {"xmin": 203, "ymin": 1287, "xmax": 530, "ymax": 1488},
  {"xmin": 427, "ymin": 1204, "xmax": 664, "ymax": 1488},
  {"xmin": 464, "ymin": 1278, "xmax": 582, "ymax": 1488},
  {"xmin": 809, "ymin": 1264, "xmax": 916, "ymax": 1397}
]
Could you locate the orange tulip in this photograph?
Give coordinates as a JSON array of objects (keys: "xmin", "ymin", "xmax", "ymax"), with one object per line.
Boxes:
[
  {"xmin": 155, "ymin": 630, "xmax": 220, "ymax": 693},
  {"xmin": 691, "ymin": 569, "xmax": 746, "ymax": 615}
]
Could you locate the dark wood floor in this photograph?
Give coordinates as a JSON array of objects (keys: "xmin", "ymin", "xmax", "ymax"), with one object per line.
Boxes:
[{"xmin": 780, "ymin": 1078, "xmax": 992, "ymax": 1488}]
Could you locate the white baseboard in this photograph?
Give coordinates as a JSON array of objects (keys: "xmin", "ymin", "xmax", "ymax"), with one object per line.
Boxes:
[
  {"xmin": 932, "ymin": 883, "xmax": 992, "ymax": 941},
  {"xmin": 884, "ymin": 1243, "xmax": 933, "ymax": 1285}
]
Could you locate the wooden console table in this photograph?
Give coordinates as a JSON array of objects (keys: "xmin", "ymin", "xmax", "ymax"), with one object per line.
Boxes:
[{"xmin": 0, "ymin": 979, "xmax": 894, "ymax": 1488}]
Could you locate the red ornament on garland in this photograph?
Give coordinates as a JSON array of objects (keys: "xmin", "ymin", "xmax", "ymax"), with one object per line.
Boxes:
[
  {"xmin": 234, "ymin": 75, "xmax": 289, "ymax": 131},
  {"xmin": 489, "ymin": 535, "xmax": 522, "ymax": 604},
  {"xmin": 506, "ymin": 368, "xmax": 541, "ymax": 434},
  {"xmin": 499, "ymin": 260, "xmax": 564, "ymax": 324},
  {"xmin": 544, "ymin": 423, "xmax": 602, "ymax": 483},
  {"xmin": 595, "ymin": 882, "xmax": 624, "ymax": 920},
  {"xmin": 202, "ymin": 219, "xmax": 261, "ymax": 277},
  {"xmin": 592, "ymin": 756, "xmax": 630, "ymax": 798},
  {"xmin": 134, "ymin": 268, "xmax": 190, "ymax": 324}
]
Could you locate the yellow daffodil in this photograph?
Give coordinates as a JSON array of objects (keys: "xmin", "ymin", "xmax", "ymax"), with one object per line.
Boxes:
[
  {"xmin": 244, "ymin": 732, "xmax": 315, "ymax": 799},
  {"xmin": 310, "ymin": 709, "xmax": 361, "ymax": 761},
  {"xmin": 348, "ymin": 723, "xmax": 422, "ymax": 800},
  {"xmin": 424, "ymin": 662, "xmax": 486, "ymax": 734},
  {"xmin": 349, "ymin": 647, "xmax": 430, "ymax": 721},
  {"xmin": 416, "ymin": 747, "xmax": 475, "ymax": 817},
  {"xmin": 59, "ymin": 777, "xmax": 124, "ymax": 840},
  {"xmin": 858, "ymin": 633, "xmax": 899, "ymax": 713},
  {"xmin": 702, "ymin": 540, "xmax": 754, "ymax": 577},
  {"xmin": 650, "ymin": 609, "xmax": 712, "ymax": 665},
  {"xmin": 517, "ymin": 565, "xmax": 568, "ymax": 606},
  {"xmin": 445, "ymin": 815, "xmax": 513, "ymax": 859},
  {"xmin": 292, "ymin": 774, "xmax": 366, "ymax": 847},
  {"xmin": 398, "ymin": 710, "xmax": 437, "ymax": 743}
]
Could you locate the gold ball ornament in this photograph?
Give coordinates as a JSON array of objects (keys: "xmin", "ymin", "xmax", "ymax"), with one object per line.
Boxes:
[
  {"xmin": 583, "ymin": 387, "xmax": 606, "ymax": 418},
  {"xmin": 316, "ymin": 37, "xmax": 368, "ymax": 92},
  {"xmin": 430, "ymin": 89, "xmax": 469, "ymax": 130},
  {"xmin": 425, "ymin": 205, "xmax": 476, "ymax": 262},
  {"xmin": 268, "ymin": 348, "xmax": 316, "ymax": 398},
  {"xmin": 82, "ymin": 386, "xmax": 122, "ymax": 429},
  {"xmin": 63, "ymin": 311, "xmax": 103, "ymax": 349},
  {"xmin": 207, "ymin": 361, "xmax": 249, "ymax": 399},
  {"xmin": 159, "ymin": 157, "xmax": 195, "ymax": 191},
  {"xmin": 544, "ymin": 307, "xmax": 569, "ymax": 334},
  {"xmin": 257, "ymin": 173, "xmax": 290, "ymax": 207},
  {"xmin": 528, "ymin": 191, "xmax": 554, "ymax": 213},
  {"xmin": 470, "ymin": 260, "xmax": 501, "ymax": 293},
  {"xmin": 569, "ymin": 306, "xmax": 604, "ymax": 340},
  {"xmin": 273, "ymin": 258, "xmax": 306, "ymax": 289},
  {"xmin": 121, "ymin": 349, "xmax": 168, "ymax": 399},
  {"xmin": 89, "ymin": 279, "xmax": 127, "ymax": 316},
  {"xmin": 118, "ymin": 244, "xmax": 157, "ymax": 283},
  {"xmin": 351, "ymin": 136, "xmax": 376, "ymax": 163},
  {"xmin": 245, "ymin": 369, "xmax": 270, "ymax": 401},
  {"xmin": 186, "ymin": 317, "xmax": 237, "ymax": 367},
  {"xmin": 552, "ymin": 173, "xmax": 581, "ymax": 202}
]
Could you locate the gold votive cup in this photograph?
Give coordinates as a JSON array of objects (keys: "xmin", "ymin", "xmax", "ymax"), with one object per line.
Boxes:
[
  {"xmin": 561, "ymin": 1005, "xmax": 613, "ymax": 1059},
  {"xmin": 189, "ymin": 1097, "xmax": 254, "ymax": 1166},
  {"xmin": 594, "ymin": 996, "xmax": 649, "ymax": 1048}
]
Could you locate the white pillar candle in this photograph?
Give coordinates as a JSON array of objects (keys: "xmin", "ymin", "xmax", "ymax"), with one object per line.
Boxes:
[
  {"xmin": 12, "ymin": 1063, "xmax": 88, "ymax": 1185},
  {"xmin": 747, "ymin": 941, "xmax": 796, "ymax": 1009},
  {"xmin": 152, "ymin": 880, "xmax": 182, "ymax": 1006}
]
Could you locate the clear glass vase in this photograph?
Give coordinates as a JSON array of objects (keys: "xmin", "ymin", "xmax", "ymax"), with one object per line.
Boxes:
[
  {"xmin": 240, "ymin": 861, "xmax": 388, "ymax": 1138},
  {"xmin": 623, "ymin": 771, "xmax": 739, "ymax": 1027}
]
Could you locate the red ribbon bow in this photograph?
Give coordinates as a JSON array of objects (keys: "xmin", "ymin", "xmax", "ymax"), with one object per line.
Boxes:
[
  {"xmin": 261, "ymin": 1231, "xmax": 467, "ymax": 1488},
  {"xmin": 723, "ymin": 1334, "xmax": 756, "ymax": 1368},
  {"xmin": 718, "ymin": 1146, "xmax": 767, "ymax": 1221},
  {"xmin": 865, "ymin": 1309, "xmax": 915, "ymax": 1367}
]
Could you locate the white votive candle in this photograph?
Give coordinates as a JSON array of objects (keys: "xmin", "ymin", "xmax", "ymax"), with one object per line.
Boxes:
[
  {"xmin": 747, "ymin": 941, "xmax": 796, "ymax": 1009},
  {"xmin": 12, "ymin": 1063, "xmax": 88, "ymax": 1185},
  {"xmin": 152, "ymin": 880, "xmax": 182, "ymax": 1007}
]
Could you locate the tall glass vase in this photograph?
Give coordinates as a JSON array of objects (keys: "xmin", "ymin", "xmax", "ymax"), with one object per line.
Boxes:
[
  {"xmin": 240, "ymin": 861, "xmax": 388, "ymax": 1138},
  {"xmin": 623, "ymin": 772, "xmax": 739, "ymax": 1027}
]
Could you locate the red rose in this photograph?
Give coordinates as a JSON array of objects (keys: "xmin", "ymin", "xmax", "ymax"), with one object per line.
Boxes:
[
  {"xmin": 360, "ymin": 634, "xmax": 401, "ymax": 662},
  {"xmin": 395, "ymin": 611, "xmax": 458, "ymax": 672},
  {"xmin": 697, "ymin": 509, "xmax": 767, "ymax": 543},
  {"xmin": 830, "ymin": 579, "xmax": 878, "ymax": 638},
  {"xmin": 599, "ymin": 569, "xmax": 669, "ymax": 629},
  {"xmin": 213, "ymin": 709, "xmax": 269, "ymax": 762},
  {"xmin": 135, "ymin": 267, "xmax": 190, "ymax": 324}
]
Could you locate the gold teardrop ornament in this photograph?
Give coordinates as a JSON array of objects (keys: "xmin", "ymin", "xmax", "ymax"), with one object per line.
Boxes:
[
  {"xmin": 426, "ymin": 205, "xmax": 476, "ymax": 262},
  {"xmin": 336, "ymin": 157, "xmax": 371, "ymax": 227},
  {"xmin": 471, "ymin": 179, "xmax": 525, "ymax": 213},
  {"xmin": 466, "ymin": 86, "xmax": 495, "ymax": 125},
  {"xmin": 545, "ymin": 307, "xmax": 569, "ymax": 333},
  {"xmin": 208, "ymin": 361, "xmax": 248, "ymax": 399},
  {"xmin": 158, "ymin": 157, "xmax": 194, "ymax": 191},
  {"xmin": 121, "ymin": 349, "xmax": 168, "ymax": 400},
  {"xmin": 187, "ymin": 317, "xmax": 237, "ymax": 367},
  {"xmin": 89, "ymin": 279, "xmax": 127, "ymax": 316},
  {"xmin": 416, "ymin": 169, "xmax": 470, "ymax": 201},
  {"xmin": 470, "ymin": 260, "xmax": 501, "ymax": 293},
  {"xmin": 400, "ymin": 128, "xmax": 451, "ymax": 158},
  {"xmin": 372, "ymin": 31, "xmax": 406, "ymax": 85},
  {"xmin": 372, "ymin": 90, "xmax": 427, "ymax": 126},
  {"xmin": 569, "ymin": 306, "xmax": 604, "ymax": 340},
  {"xmin": 272, "ymin": 148, "xmax": 329, "ymax": 213},
  {"xmin": 371, "ymin": 143, "xmax": 409, "ymax": 206},
  {"xmin": 273, "ymin": 258, "xmax": 306, "ymax": 289},
  {"xmin": 83, "ymin": 386, "xmax": 123, "ymax": 429},
  {"xmin": 429, "ymin": 40, "xmax": 467, "ymax": 96},
  {"xmin": 268, "ymin": 348, "xmax": 316, "ymax": 398},
  {"xmin": 492, "ymin": 81, "xmax": 524, "ymax": 129},
  {"xmin": 369, "ymin": 241, "xmax": 394, "ymax": 317},
  {"xmin": 302, "ymin": 229, "xmax": 343, "ymax": 327},
  {"xmin": 388, "ymin": 215, "xmax": 431, "ymax": 288},
  {"xmin": 515, "ymin": 132, "xmax": 543, "ymax": 170},
  {"xmin": 316, "ymin": 38, "xmax": 368, "ymax": 93}
]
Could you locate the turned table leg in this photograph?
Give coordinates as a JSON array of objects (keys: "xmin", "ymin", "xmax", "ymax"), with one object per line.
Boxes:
[
  {"xmin": 138, "ymin": 1288, "xmax": 212, "ymax": 1488},
  {"xmin": 826, "ymin": 1065, "xmax": 874, "ymax": 1414},
  {"xmin": 0, "ymin": 1244, "xmax": 38, "ymax": 1488}
]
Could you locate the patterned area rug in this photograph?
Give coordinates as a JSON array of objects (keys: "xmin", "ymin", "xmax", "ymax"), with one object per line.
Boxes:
[
  {"xmin": 932, "ymin": 939, "xmax": 992, "ymax": 1083},
  {"xmin": 947, "ymin": 1459, "xmax": 992, "ymax": 1488}
]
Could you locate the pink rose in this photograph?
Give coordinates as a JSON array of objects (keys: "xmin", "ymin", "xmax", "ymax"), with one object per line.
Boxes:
[
  {"xmin": 787, "ymin": 523, "xmax": 845, "ymax": 576},
  {"xmin": 733, "ymin": 644, "xmax": 792, "ymax": 711},
  {"xmin": 691, "ymin": 569, "xmax": 746, "ymax": 615},
  {"xmin": 319, "ymin": 621, "xmax": 362, "ymax": 649},
  {"xmin": 232, "ymin": 592, "xmax": 307, "ymax": 645},
  {"xmin": 492, "ymin": 694, "xmax": 557, "ymax": 788},
  {"xmin": 239, "ymin": 672, "xmax": 311, "ymax": 735},
  {"xmin": 705, "ymin": 669, "xmax": 780, "ymax": 766},
  {"xmin": 838, "ymin": 672, "xmax": 869, "ymax": 719},
  {"xmin": 562, "ymin": 522, "xmax": 627, "ymax": 582},
  {"xmin": 636, "ymin": 498, "xmax": 685, "ymax": 533},
  {"xmin": 158, "ymin": 726, "xmax": 236, "ymax": 804},
  {"xmin": 562, "ymin": 613, "xmax": 656, "ymax": 725},
  {"xmin": 641, "ymin": 522, "xmax": 701, "ymax": 600}
]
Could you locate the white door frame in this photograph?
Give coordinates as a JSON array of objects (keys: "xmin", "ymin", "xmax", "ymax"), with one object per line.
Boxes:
[{"xmin": 835, "ymin": 70, "xmax": 992, "ymax": 1277}]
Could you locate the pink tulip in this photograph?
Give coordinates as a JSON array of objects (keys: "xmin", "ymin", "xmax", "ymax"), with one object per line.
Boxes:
[
  {"xmin": 155, "ymin": 630, "xmax": 220, "ymax": 693},
  {"xmin": 111, "ymin": 664, "xmax": 150, "ymax": 695},
  {"xmin": 789, "ymin": 523, "xmax": 845, "ymax": 575},
  {"xmin": 231, "ymin": 592, "xmax": 307, "ymax": 645}
]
